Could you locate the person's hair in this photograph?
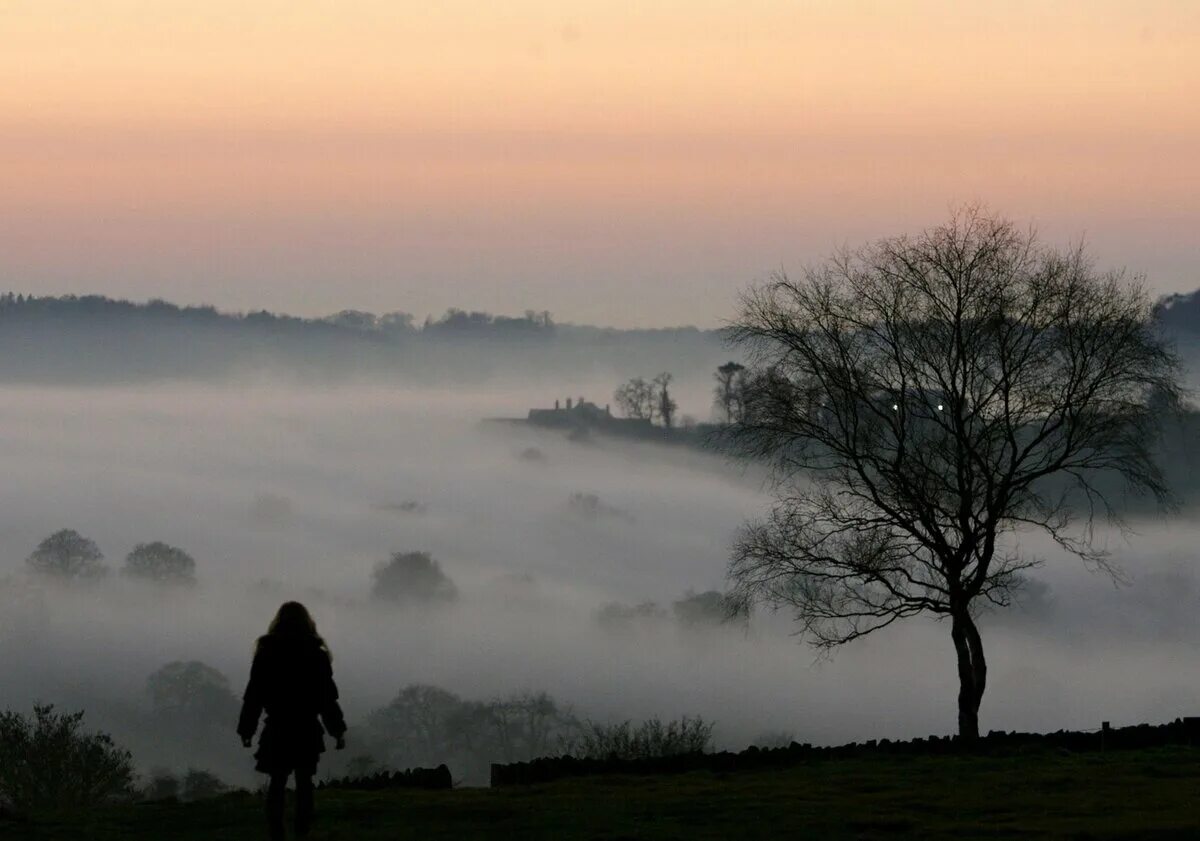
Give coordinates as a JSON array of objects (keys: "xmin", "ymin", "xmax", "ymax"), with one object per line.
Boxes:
[{"xmin": 258, "ymin": 601, "xmax": 330, "ymax": 658}]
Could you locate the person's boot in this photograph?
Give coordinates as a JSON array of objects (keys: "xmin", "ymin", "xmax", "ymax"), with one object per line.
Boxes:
[
  {"xmin": 294, "ymin": 777, "xmax": 314, "ymax": 838},
  {"xmin": 266, "ymin": 778, "xmax": 288, "ymax": 841}
]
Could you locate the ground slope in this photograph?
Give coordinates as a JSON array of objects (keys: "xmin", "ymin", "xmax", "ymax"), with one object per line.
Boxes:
[{"xmin": 4, "ymin": 747, "xmax": 1199, "ymax": 840}]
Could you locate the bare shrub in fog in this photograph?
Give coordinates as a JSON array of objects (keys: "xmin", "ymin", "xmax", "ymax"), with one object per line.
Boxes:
[
  {"xmin": 146, "ymin": 661, "xmax": 239, "ymax": 726},
  {"xmin": 141, "ymin": 768, "xmax": 180, "ymax": 801},
  {"xmin": 565, "ymin": 715, "xmax": 714, "ymax": 760},
  {"xmin": 567, "ymin": 492, "xmax": 635, "ymax": 522},
  {"xmin": 180, "ymin": 768, "xmax": 229, "ymax": 801},
  {"xmin": 750, "ymin": 730, "xmax": 796, "ymax": 749},
  {"xmin": 122, "ymin": 541, "xmax": 196, "ymax": 585},
  {"xmin": 366, "ymin": 685, "xmax": 579, "ymax": 782},
  {"xmin": 725, "ymin": 207, "xmax": 1184, "ymax": 740},
  {"xmin": 473, "ymin": 691, "xmax": 580, "ymax": 764},
  {"xmin": 371, "ymin": 551, "xmax": 458, "ymax": 605},
  {"xmin": 518, "ymin": 446, "xmax": 547, "ymax": 463},
  {"xmin": 595, "ymin": 600, "xmax": 668, "ymax": 630},
  {"xmin": 0, "ymin": 704, "xmax": 134, "ymax": 815},
  {"xmin": 375, "ymin": 500, "xmax": 428, "ymax": 515},
  {"xmin": 671, "ymin": 590, "xmax": 747, "ymax": 629},
  {"xmin": 366, "ymin": 684, "xmax": 466, "ymax": 769},
  {"xmin": 248, "ymin": 493, "xmax": 293, "ymax": 526},
  {"xmin": 25, "ymin": 529, "xmax": 106, "ymax": 580}
]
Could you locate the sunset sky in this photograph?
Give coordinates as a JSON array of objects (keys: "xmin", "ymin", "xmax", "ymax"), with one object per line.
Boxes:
[{"xmin": 2, "ymin": 1, "xmax": 1197, "ymax": 326}]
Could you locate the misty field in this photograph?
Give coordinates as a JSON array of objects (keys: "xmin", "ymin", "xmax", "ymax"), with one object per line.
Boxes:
[
  {"xmin": 4, "ymin": 381, "xmax": 1200, "ymax": 790},
  {"xmin": 4, "ymin": 747, "xmax": 1199, "ymax": 840}
]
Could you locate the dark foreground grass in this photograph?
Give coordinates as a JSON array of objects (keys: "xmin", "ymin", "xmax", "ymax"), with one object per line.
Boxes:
[{"xmin": 4, "ymin": 746, "xmax": 1199, "ymax": 840}]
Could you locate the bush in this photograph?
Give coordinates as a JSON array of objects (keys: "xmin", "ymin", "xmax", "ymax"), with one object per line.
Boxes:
[
  {"xmin": 672, "ymin": 590, "xmax": 747, "ymax": 628},
  {"xmin": 595, "ymin": 600, "xmax": 667, "ymax": 630},
  {"xmin": 181, "ymin": 769, "xmax": 228, "ymax": 801},
  {"xmin": 566, "ymin": 716, "xmax": 714, "ymax": 760},
  {"xmin": 0, "ymin": 704, "xmax": 135, "ymax": 815},
  {"xmin": 123, "ymin": 542, "xmax": 197, "ymax": 584},
  {"xmin": 141, "ymin": 768, "xmax": 180, "ymax": 801},
  {"xmin": 365, "ymin": 684, "xmax": 580, "ymax": 784},
  {"xmin": 146, "ymin": 661, "xmax": 239, "ymax": 725},
  {"xmin": 567, "ymin": 492, "xmax": 634, "ymax": 522},
  {"xmin": 371, "ymin": 551, "xmax": 458, "ymax": 605},
  {"xmin": 25, "ymin": 529, "xmax": 106, "ymax": 580}
]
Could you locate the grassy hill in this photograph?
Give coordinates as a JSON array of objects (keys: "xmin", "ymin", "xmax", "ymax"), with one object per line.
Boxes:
[{"xmin": 5, "ymin": 746, "xmax": 1199, "ymax": 840}]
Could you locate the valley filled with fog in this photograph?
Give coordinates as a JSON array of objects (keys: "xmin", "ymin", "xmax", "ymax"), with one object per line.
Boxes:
[{"xmin": 2, "ymin": 373, "xmax": 1199, "ymax": 787}]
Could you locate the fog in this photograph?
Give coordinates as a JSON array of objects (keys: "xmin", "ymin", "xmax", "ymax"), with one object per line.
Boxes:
[{"xmin": 2, "ymin": 379, "xmax": 1199, "ymax": 786}]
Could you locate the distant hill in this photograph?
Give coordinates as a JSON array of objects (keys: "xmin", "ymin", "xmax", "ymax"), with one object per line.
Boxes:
[
  {"xmin": 1, "ymin": 290, "xmax": 1196, "ymax": 388},
  {"xmin": 0, "ymin": 294, "xmax": 730, "ymax": 386}
]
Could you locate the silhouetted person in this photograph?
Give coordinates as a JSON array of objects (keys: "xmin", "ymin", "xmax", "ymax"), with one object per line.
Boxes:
[{"xmin": 238, "ymin": 602, "xmax": 346, "ymax": 840}]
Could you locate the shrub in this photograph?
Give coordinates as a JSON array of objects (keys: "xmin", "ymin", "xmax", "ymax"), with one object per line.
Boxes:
[
  {"xmin": 141, "ymin": 768, "xmax": 180, "ymax": 801},
  {"xmin": 566, "ymin": 716, "xmax": 714, "ymax": 760},
  {"xmin": 146, "ymin": 661, "xmax": 239, "ymax": 725},
  {"xmin": 25, "ymin": 529, "xmax": 106, "ymax": 580},
  {"xmin": 567, "ymin": 492, "xmax": 634, "ymax": 522},
  {"xmin": 371, "ymin": 551, "xmax": 458, "ymax": 605},
  {"xmin": 0, "ymin": 704, "xmax": 134, "ymax": 815},
  {"xmin": 671, "ymin": 590, "xmax": 748, "ymax": 628},
  {"xmin": 595, "ymin": 600, "xmax": 667, "ymax": 629},
  {"xmin": 181, "ymin": 769, "xmax": 228, "ymax": 801}
]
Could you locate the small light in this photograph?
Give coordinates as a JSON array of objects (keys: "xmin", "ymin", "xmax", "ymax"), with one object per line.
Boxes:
[
  {"xmin": 892, "ymin": 404, "xmax": 898, "ymax": 411},
  {"xmin": 937, "ymin": 404, "xmax": 944, "ymax": 411}
]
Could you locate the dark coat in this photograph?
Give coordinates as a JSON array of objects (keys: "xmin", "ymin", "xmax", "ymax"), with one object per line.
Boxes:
[{"xmin": 237, "ymin": 634, "xmax": 347, "ymax": 776}]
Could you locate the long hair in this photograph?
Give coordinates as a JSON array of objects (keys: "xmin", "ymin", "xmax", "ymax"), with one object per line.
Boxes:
[{"xmin": 258, "ymin": 601, "xmax": 330, "ymax": 658}]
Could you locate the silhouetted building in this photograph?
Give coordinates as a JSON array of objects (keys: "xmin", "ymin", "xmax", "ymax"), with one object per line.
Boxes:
[{"xmin": 526, "ymin": 397, "xmax": 655, "ymax": 434}]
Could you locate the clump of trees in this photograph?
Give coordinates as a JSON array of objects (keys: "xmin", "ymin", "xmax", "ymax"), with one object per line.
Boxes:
[
  {"xmin": 25, "ymin": 529, "xmax": 107, "ymax": 580},
  {"xmin": 596, "ymin": 590, "xmax": 745, "ymax": 631},
  {"xmin": 364, "ymin": 684, "xmax": 580, "ymax": 783},
  {"xmin": 122, "ymin": 542, "xmax": 196, "ymax": 585},
  {"xmin": 723, "ymin": 207, "xmax": 1182, "ymax": 740},
  {"xmin": 595, "ymin": 600, "xmax": 669, "ymax": 629},
  {"xmin": 146, "ymin": 661, "xmax": 240, "ymax": 727},
  {"xmin": 614, "ymin": 372, "xmax": 677, "ymax": 428},
  {"xmin": 371, "ymin": 551, "xmax": 459, "ymax": 605},
  {"xmin": 25, "ymin": 531, "xmax": 200, "ymax": 584},
  {"xmin": 672, "ymin": 590, "xmax": 747, "ymax": 628},
  {"xmin": 565, "ymin": 716, "xmax": 714, "ymax": 760},
  {"xmin": 423, "ymin": 308, "xmax": 555, "ymax": 336},
  {"xmin": 140, "ymin": 768, "xmax": 230, "ymax": 802},
  {"xmin": 0, "ymin": 704, "xmax": 134, "ymax": 815}
]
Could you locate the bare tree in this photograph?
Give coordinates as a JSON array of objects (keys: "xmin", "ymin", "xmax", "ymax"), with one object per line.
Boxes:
[
  {"xmin": 723, "ymin": 208, "xmax": 1182, "ymax": 740},
  {"xmin": 614, "ymin": 377, "xmax": 656, "ymax": 420},
  {"xmin": 653, "ymin": 372, "xmax": 678, "ymax": 429},
  {"xmin": 713, "ymin": 361, "xmax": 746, "ymax": 424}
]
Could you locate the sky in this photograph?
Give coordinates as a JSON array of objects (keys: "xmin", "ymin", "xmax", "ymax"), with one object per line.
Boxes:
[{"xmin": 2, "ymin": 1, "xmax": 1198, "ymax": 327}]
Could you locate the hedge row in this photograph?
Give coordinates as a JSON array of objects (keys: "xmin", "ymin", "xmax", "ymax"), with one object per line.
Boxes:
[
  {"xmin": 318, "ymin": 764, "xmax": 453, "ymax": 791},
  {"xmin": 490, "ymin": 717, "xmax": 1200, "ymax": 786}
]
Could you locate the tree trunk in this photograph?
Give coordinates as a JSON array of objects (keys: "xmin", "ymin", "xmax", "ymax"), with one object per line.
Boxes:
[{"xmin": 951, "ymin": 610, "xmax": 987, "ymax": 742}]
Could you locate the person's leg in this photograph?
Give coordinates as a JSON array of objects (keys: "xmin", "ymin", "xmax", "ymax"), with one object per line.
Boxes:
[
  {"xmin": 266, "ymin": 773, "xmax": 288, "ymax": 841},
  {"xmin": 294, "ymin": 773, "xmax": 315, "ymax": 838}
]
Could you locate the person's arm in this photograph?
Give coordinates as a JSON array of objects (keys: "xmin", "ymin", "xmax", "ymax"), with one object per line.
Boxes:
[
  {"xmin": 237, "ymin": 649, "xmax": 265, "ymax": 746},
  {"xmin": 317, "ymin": 651, "xmax": 347, "ymax": 748}
]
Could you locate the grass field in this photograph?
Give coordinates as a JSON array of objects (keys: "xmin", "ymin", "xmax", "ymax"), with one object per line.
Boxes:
[{"xmin": 3, "ymin": 747, "xmax": 1199, "ymax": 840}]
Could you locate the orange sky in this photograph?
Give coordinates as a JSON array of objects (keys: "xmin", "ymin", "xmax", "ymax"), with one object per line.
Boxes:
[{"xmin": 2, "ymin": 1, "xmax": 1197, "ymax": 325}]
